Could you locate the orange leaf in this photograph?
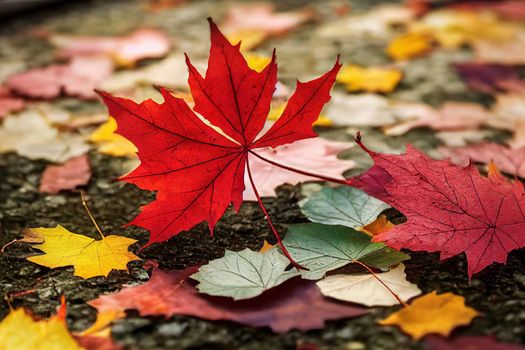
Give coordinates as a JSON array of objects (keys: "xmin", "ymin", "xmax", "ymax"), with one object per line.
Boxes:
[
  {"xmin": 380, "ymin": 291, "xmax": 479, "ymax": 340},
  {"xmin": 363, "ymin": 215, "xmax": 394, "ymax": 236}
]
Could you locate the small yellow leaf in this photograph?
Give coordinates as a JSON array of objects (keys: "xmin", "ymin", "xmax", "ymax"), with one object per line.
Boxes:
[
  {"xmin": 259, "ymin": 240, "xmax": 275, "ymax": 253},
  {"xmin": 387, "ymin": 32, "xmax": 433, "ymax": 61},
  {"xmin": 90, "ymin": 117, "xmax": 137, "ymax": 157},
  {"xmin": 227, "ymin": 30, "xmax": 268, "ymax": 51},
  {"xmin": 268, "ymin": 103, "xmax": 332, "ymax": 126},
  {"xmin": 363, "ymin": 214, "xmax": 395, "ymax": 236},
  {"xmin": 380, "ymin": 291, "xmax": 478, "ymax": 340},
  {"xmin": 244, "ymin": 53, "xmax": 272, "ymax": 73},
  {"xmin": 26, "ymin": 225, "xmax": 140, "ymax": 279},
  {"xmin": 0, "ymin": 308, "xmax": 83, "ymax": 350},
  {"xmin": 336, "ymin": 64, "xmax": 402, "ymax": 93}
]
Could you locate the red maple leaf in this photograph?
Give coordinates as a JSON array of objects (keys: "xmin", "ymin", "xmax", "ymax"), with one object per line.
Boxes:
[
  {"xmin": 97, "ymin": 19, "xmax": 343, "ymax": 264},
  {"xmin": 351, "ymin": 133, "xmax": 525, "ymax": 278},
  {"xmin": 89, "ymin": 268, "xmax": 366, "ymax": 333}
]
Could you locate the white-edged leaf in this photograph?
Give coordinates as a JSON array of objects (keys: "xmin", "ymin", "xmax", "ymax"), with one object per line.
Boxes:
[
  {"xmin": 191, "ymin": 248, "xmax": 300, "ymax": 300},
  {"xmin": 316, "ymin": 264, "xmax": 421, "ymax": 306}
]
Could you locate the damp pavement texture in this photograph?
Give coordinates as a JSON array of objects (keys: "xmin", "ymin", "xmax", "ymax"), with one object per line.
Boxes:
[{"xmin": 0, "ymin": 0, "xmax": 524, "ymax": 349}]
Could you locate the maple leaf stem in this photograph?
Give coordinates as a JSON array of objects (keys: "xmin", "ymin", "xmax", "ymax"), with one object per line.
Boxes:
[
  {"xmin": 352, "ymin": 259, "xmax": 408, "ymax": 307},
  {"xmin": 0, "ymin": 239, "xmax": 17, "ymax": 252},
  {"xmin": 353, "ymin": 131, "xmax": 377, "ymax": 157},
  {"xmin": 248, "ymin": 150, "xmax": 350, "ymax": 186},
  {"xmin": 246, "ymin": 159, "xmax": 306, "ymax": 270},
  {"xmin": 80, "ymin": 191, "xmax": 105, "ymax": 239}
]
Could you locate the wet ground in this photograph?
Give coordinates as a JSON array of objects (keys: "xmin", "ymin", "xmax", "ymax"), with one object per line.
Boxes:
[{"xmin": 0, "ymin": 1, "xmax": 524, "ymax": 349}]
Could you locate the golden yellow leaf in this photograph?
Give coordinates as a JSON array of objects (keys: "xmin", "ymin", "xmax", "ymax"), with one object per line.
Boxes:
[
  {"xmin": 0, "ymin": 308, "xmax": 83, "ymax": 350},
  {"xmin": 26, "ymin": 225, "xmax": 140, "ymax": 279},
  {"xmin": 336, "ymin": 64, "xmax": 402, "ymax": 93},
  {"xmin": 259, "ymin": 240, "xmax": 275, "ymax": 253},
  {"xmin": 380, "ymin": 291, "xmax": 479, "ymax": 340},
  {"xmin": 363, "ymin": 214, "xmax": 395, "ymax": 236},
  {"xmin": 268, "ymin": 103, "xmax": 332, "ymax": 126},
  {"xmin": 387, "ymin": 32, "xmax": 433, "ymax": 61},
  {"xmin": 244, "ymin": 53, "xmax": 272, "ymax": 73},
  {"xmin": 226, "ymin": 30, "xmax": 268, "ymax": 51},
  {"xmin": 89, "ymin": 117, "xmax": 137, "ymax": 157}
]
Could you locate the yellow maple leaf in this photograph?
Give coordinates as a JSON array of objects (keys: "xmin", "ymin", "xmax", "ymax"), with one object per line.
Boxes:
[
  {"xmin": 336, "ymin": 64, "xmax": 402, "ymax": 93},
  {"xmin": 363, "ymin": 214, "xmax": 395, "ymax": 236},
  {"xmin": 387, "ymin": 32, "xmax": 433, "ymax": 61},
  {"xmin": 380, "ymin": 291, "xmax": 478, "ymax": 340},
  {"xmin": 268, "ymin": 103, "xmax": 332, "ymax": 126},
  {"xmin": 0, "ymin": 308, "xmax": 83, "ymax": 350},
  {"xmin": 26, "ymin": 225, "xmax": 140, "ymax": 278},
  {"xmin": 89, "ymin": 117, "xmax": 137, "ymax": 157}
]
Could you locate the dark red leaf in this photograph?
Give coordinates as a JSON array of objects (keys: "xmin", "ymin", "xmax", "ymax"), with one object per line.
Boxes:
[
  {"xmin": 89, "ymin": 268, "xmax": 366, "ymax": 333},
  {"xmin": 351, "ymin": 137, "xmax": 525, "ymax": 278}
]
